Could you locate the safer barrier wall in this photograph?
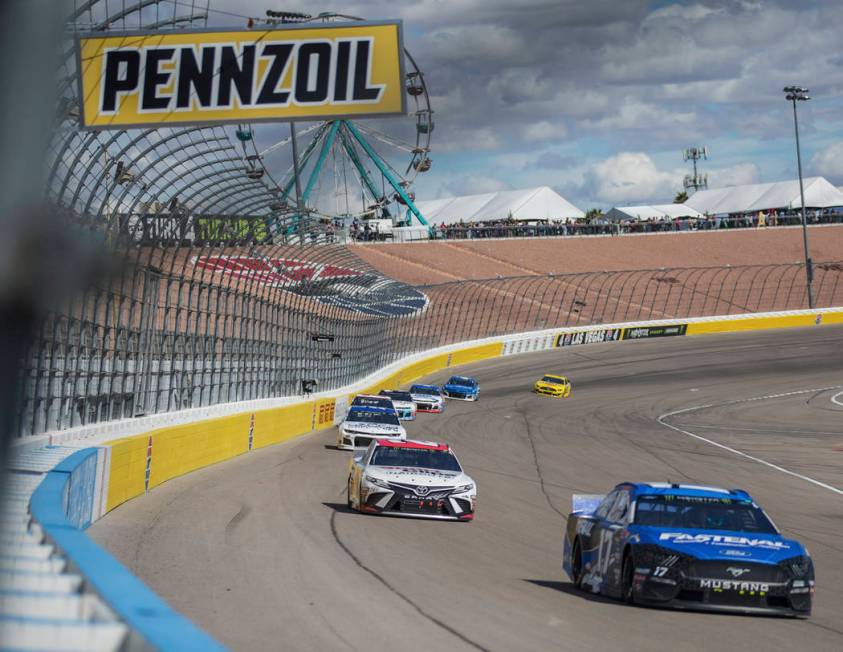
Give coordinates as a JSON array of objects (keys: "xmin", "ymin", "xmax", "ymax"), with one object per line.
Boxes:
[{"xmin": 95, "ymin": 307, "xmax": 843, "ymax": 514}]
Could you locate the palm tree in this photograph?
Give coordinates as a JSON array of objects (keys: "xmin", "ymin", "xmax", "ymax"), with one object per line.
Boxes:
[{"xmin": 674, "ymin": 190, "xmax": 689, "ymax": 204}]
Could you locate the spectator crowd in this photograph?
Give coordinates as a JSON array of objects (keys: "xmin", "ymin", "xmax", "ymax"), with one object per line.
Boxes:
[{"xmin": 424, "ymin": 208, "xmax": 843, "ymax": 241}]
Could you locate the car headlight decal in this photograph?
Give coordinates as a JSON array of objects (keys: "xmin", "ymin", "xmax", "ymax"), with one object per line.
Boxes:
[{"xmin": 364, "ymin": 474, "xmax": 390, "ymax": 489}]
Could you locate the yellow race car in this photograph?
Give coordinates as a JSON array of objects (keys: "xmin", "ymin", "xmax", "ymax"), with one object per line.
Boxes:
[{"xmin": 533, "ymin": 374, "xmax": 571, "ymax": 397}]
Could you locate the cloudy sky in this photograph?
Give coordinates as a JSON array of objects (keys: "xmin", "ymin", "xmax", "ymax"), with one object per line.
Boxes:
[{"xmin": 204, "ymin": 0, "xmax": 843, "ymax": 210}]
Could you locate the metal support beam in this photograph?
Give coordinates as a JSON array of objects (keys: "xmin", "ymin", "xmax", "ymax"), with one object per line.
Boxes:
[{"xmin": 343, "ymin": 120, "xmax": 429, "ymax": 227}]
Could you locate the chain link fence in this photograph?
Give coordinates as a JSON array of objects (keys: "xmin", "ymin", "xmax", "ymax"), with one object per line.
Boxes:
[{"xmin": 18, "ymin": 253, "xmax": 842, "ymax": 436}]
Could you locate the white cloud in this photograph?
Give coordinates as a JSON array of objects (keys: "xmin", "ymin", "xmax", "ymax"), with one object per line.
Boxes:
[
  {"xmin": 811, "ymin": 141, "xmax": 843, "ymax": 182},
  {"xmin": 586, "ymin": 152, "xmax": 685, "ymax": 204},
  {"xmin": 522, "ymin": 120, "xmax": 565, "ymax": 142},
  {"xmin": 586, "ymin": 101, "xmax": 697, "ymax": 132},
  {"xmin": 444, "ymin": 175, "xmax": 510, "ymax": 196},
  {"xmin": 707, "ymin": 163, "xmax": 759, "ymax": 188}
]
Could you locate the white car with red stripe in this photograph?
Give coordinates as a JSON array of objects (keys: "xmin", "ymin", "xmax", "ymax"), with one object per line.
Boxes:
[{"xmin": 347, "ymin": 439, "xmax": 476, "ymax": 521}]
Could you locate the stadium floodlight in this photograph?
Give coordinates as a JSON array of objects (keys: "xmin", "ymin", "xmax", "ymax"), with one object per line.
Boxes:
[{"xmin": 783, "ymin": 85, "xmax": 813, "ymax": 308}]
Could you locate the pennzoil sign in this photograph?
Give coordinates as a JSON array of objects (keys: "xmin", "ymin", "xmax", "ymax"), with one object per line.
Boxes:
[{"xmin": 75, "ymin": 21, "xmax": 405, "ymax": 129}]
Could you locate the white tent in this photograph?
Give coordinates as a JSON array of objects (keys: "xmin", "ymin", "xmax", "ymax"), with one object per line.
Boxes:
[
  {"xmin": 685, "ymin": 177, "xmax": 843, "ymax": 215},
  {"xmin": 413, "ymin": 186, "xmax": 584, "ymax": 225},
  {"xmin": 604, "ymin": 204, "xmax": 704, "ymax": 222}
]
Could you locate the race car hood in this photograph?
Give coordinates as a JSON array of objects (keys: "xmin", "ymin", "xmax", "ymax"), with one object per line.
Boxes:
[
  {"xmin": 341, "ymin": 420, "xmax": 405, "ymax": 437},
  {"xmin": 632, "ymin": 526, "xmax": 805, "ymax": 563},
  {"xmin": 366, "ymin": 466, "xmax": 471, "ymax": 487},
  {"xmin": 390, "ymin": 400, "xmax": 415, "ymax": 410}
]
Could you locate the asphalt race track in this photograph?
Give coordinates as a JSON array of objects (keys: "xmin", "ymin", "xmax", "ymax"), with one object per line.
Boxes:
[{"xmin": 90, "ymin": 326, "xmax": 843, "ymax": 652}]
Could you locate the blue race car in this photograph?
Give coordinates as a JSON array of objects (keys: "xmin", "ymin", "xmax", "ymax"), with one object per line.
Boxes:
[
  {"xmin": 563, "ymin": 482, "xmax": 814, "ymax": 616},
  {"xmin": 442, "ymin": 375, "xmax": 479, "ymax": 401}
]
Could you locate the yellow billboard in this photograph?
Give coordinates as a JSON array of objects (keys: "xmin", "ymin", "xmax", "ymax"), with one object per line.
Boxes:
[{"xmin": 75, "ymin": 21, "xmax": 405, "ymax": 129}]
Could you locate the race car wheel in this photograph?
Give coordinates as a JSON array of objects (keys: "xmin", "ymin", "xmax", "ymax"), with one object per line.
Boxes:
[
  {"xmin": 571, "ymin": 538, "xmax": 585, "ymax": 589},
  {"xmin": 621, "ymin": 552, "xmax": 635, "ymax": 604}
]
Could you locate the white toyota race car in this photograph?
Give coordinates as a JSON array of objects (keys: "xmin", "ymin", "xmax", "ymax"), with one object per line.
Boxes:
[
  {"xmin": 347, "ymin": 439, "xmax": 477, "ymax": 521},
  {"xmin": 337, "ymin": 406, "xmax": 407, "ymax": 450}
]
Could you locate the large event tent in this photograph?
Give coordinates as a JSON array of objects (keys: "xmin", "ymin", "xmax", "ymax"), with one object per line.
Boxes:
[
  {"xmin": 685, "ymin": 177, "xmax": 843, "ymax": 215},
  {"xmin": 412, "ymin": 186, "xmax": 584, "ymax": 225},
  {"xmin": 603, "ymin": 204, "xmax": 704, "ymax": 222}
]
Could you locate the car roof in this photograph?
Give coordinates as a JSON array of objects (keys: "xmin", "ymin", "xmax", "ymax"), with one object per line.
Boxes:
[
  {"xmin": 620, "ymin": 482, "xmax": 752, "ymax": 501},
  {"xmin": 379, "ymin": 389, "xmax": 409, "ymax": 395},
  {"xmin": 542, "ymin": 374, "xmax": 566, "ymax": 379},
  {"xmin": 410, "ymin": 384, "xmax": 440, "ymax": 390},
  {"xmin": 353, "ymin": 394, "xmax": 390, "ymax": 400},
  {"xmin": 374, "ymin": 438, "xmax": 449, "ymax": 451},
  {"xmin": 447, "ymin": 375, "xmax": 475, "ymax": 381}
]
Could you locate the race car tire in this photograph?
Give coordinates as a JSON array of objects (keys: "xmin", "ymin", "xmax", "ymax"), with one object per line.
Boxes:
[
  {"xmin": 621, "ymin": 552, "xmax": 635, "ymax": 604},
  {"xmin": 571, "ymin": 538, "xmax": 585, "ymax": 589},
  {"xmin": 347, "ymin": 476, "xmax": 354, "ymax": 511}
]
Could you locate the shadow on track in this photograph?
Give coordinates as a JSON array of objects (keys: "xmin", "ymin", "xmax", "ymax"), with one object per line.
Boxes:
[{"xmin": 523, "ymin": 579, "xmax": 618, "ymax": 605}]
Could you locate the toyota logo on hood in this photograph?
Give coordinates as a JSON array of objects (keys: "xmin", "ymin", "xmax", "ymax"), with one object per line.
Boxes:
[{"xmin": 413, "ymin": 486, "xmax": 431, "ymax": 497}]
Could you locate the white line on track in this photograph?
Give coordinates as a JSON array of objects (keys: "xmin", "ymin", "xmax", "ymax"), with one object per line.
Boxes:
[
  {"xmin": 831, "ymin": 390, "xmax": 843, "ymax": 407},
  {"xmin": 658, "ymin": 386, "xmax": 843, "ymax": 496}
]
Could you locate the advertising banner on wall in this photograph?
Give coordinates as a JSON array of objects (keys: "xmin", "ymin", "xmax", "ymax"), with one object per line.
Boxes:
[
  {"xmin": 76, "ymin": 21, "xmax": 405, "ymax": 129},
  {"xmin": 554, "ymin": 324, "xmax": 687, "ymax": 348}
]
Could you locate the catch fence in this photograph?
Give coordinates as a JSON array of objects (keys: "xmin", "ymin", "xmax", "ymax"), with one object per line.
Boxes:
[{"xmin": 18, "ymin": 250, "xmax": 842, "ymax": 436}]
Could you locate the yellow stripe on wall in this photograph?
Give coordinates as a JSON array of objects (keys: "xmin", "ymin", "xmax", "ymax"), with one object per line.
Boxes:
[
  {"xmin": 449, "ymin": 342, "xmax": 504, "ymax": 366},
  {"xmin": 251, "ymin": 402, "xmax": 315, "ymax": 449},
  {"xmin": 150, "ymin": 413, "xmax": 251, "ymax": 490},
  {"xmin": 105, "ymin": 435, "xmax": 149, "ymax": 512},
  {"xmin": 686, "ymin": 313, "xmax": 822, "ymax": 335}
]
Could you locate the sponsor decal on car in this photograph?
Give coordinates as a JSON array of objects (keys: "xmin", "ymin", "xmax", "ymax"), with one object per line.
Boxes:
[
  {"xmin": 659, "ymin": 532, "xmax": 790, "ymax": 549},
  {"xmin": 576, "ymin": 520, "xmax": 595, "ymax": 537},
  {"xmin": 699, "ymin": 579, "xmax": 771, "ymax": 592}
]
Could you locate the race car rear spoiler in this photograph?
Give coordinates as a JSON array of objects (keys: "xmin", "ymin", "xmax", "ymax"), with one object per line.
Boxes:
[{"xmin": 572, "ymin": 494, "xmax": 604, "ymax": 514}]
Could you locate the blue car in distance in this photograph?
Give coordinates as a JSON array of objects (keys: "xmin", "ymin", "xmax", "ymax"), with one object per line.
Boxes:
[
  {"xmin": 563, "ymin": 482, "xmax": 814, "ymax": 616},
  {"xmin": 442, "ymin": 376, "xmax": 479, "ymax": 401}
]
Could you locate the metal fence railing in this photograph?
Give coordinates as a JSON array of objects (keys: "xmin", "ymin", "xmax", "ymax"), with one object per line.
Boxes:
[{"xmin": 18, "ymin": 253, "xmax": 842, "ymax": 437}]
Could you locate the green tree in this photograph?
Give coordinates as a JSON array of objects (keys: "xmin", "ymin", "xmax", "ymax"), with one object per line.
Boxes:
[
  {"xmin": 674, "ymin": 190, "xmax": 689, "ymax": 203},
  {"xmin": 585, "ymin": 208, "xmax": 603, "ymax": 223}
]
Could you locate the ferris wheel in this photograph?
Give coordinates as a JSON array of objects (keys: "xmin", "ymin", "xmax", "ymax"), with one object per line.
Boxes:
[{"xmin": 233, "ymin": 10, "xmax": 433, "ymax": 237}]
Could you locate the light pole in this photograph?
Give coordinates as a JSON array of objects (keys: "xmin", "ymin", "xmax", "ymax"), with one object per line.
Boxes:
[{"xmin": 783, "ymin": 86, "xmax": 813, "ymax": 309}]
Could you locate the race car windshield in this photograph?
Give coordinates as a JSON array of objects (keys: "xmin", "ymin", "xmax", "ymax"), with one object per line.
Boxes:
[
  {"xmin": 347, "ymin": 409, "xmax": 399, "ymax": 426},
  {"xmin": 370, "ymin": 447, "xmax": 462, "ymax": 472},
  {"xmin": 449, "ymin": 377, "xmax": 473, "ymax": 386},
  {"xmin": 541, "ymin": 376, "xmax": 564, "ymax": 384},
  {"xmin": 634, "ymin": 495, "xmax": 778, "ymax": 534},
  {"xmin": 353, "ymin": 397, "xmax": 391, "ymax": 408},
  {"xmin": 410, "ymin": 385, "xmax": 439, "ymax": 396},
  {"xmin": 381, "ymin": 391, "xmax": 412, "ymax": 402}
]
